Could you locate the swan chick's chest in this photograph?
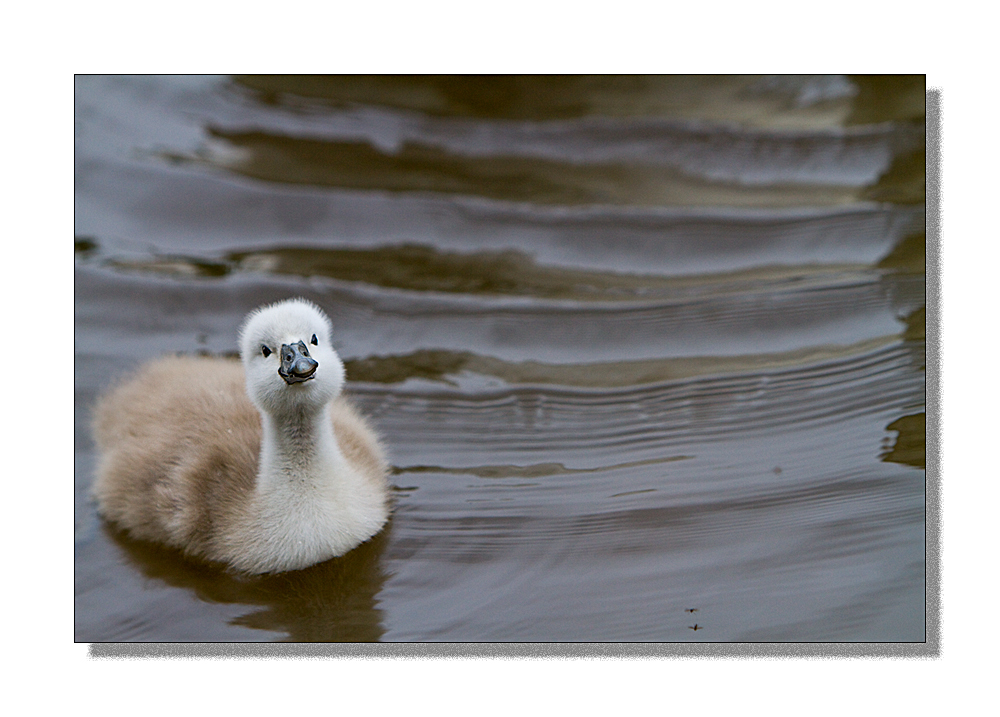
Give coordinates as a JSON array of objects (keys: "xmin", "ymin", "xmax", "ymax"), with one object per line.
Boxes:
[
  {"xmin": 233, "ymin": 431, "xmax": 388, "ymax": 573},
  {"xmin": 237, "ymin": 475, "xmax": 386, "ymax": 573}
]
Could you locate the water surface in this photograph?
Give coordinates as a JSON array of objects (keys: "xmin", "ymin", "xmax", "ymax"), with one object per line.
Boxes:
[{"xmin": 74, "ymin": 75, "xmax": 925, "ymax": 642}]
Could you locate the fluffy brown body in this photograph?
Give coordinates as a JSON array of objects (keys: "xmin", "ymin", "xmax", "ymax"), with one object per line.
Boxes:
[{"xmin": 91, "ymin": 355, "xmax": 390, "ymax": 568}]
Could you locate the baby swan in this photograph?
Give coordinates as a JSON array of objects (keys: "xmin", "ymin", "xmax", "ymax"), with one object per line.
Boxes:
[{"xmin": 92, "ymin": 299, "xmax": 391, "ymax": 574}]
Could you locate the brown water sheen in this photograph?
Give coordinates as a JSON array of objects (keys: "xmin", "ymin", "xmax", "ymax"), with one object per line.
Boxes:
[
  {"xmin": 234, "ymin": 74, "xmax": 925, "ymax": 127},
  {"xmin": 194, "ymin": 129, "xmax": 869, "ymax": 208},
  {"xmin": 75, "ymin": 75, "xmax": 926, "ymax": 643}
]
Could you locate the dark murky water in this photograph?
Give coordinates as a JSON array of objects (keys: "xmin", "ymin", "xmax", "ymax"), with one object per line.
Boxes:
[{"xmin": 74, "ymin": 75, "xmax": 925, "ymax": 642}]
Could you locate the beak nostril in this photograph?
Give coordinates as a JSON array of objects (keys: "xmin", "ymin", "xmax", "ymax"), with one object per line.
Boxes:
[{"xmin": 278, "ymin": 343, "xmax": 319, "ymax": 384}]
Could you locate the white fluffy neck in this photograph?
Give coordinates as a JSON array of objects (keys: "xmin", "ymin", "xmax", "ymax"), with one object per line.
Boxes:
[
  {"xmin": 241, "ymin": 400, "xmax": 378, "ymax": 574},
  {"xmin": 257, "ymin": 403, "xmax": 345, "ymax": 493}
]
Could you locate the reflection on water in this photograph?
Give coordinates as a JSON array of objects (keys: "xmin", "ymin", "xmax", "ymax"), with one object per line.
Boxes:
[
  {"xmin": 864, "ymin": 148, "xmax": 926, "ymax": 204},
  {"xmin": 99, "ymin": 241, "xmax": 898, "ymax": 301},
  {"xmin": 101, "ymin": 521, "xmax": 392, "ymax": 642},
  {"xmin": 878, "ymin": 232, "xmax": 925, "ymax": 274},
  {"xmin": 233, "ymin": 74, "xmax": 925, "ymax": 126},
  {"xmin": 75, "ymin": 75, "xmax": 926, "ymax": 643},
  {"xmin": 882, "ymin": 414, "xmax": 926, "ymax": 469},
  {"xmin": 196, "ymin": 128, "xmax": 870, "ymax": 208}
]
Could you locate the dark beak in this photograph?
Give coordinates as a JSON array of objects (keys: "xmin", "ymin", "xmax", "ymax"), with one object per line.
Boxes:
[{"xmin": 278, "ymin": 341, "xmax": 318, "ymax": 384}]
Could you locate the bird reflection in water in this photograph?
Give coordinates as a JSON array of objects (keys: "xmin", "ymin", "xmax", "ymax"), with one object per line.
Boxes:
[{"xmin": 103, "ymin": 517, "xmax": 393, "ymax": 642}]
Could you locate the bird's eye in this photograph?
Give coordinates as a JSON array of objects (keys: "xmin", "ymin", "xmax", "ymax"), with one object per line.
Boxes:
[
  {"xmin": 261, "ymin": 345, "xmax": 272, "ymax": 358},
  {"xmin": 311, "ymin": 334, "xmax": 318, "ymax": 346}
]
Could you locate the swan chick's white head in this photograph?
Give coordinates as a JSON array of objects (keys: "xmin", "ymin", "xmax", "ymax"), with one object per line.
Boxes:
[{"xmin": 238, "ymin": 299, "xmax": 345, "ymax": 415}]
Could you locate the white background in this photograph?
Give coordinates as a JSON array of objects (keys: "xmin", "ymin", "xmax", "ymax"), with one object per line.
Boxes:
[{"xmin": 5, "ymin": 1, "xmax": 985, "ymax": 712}]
